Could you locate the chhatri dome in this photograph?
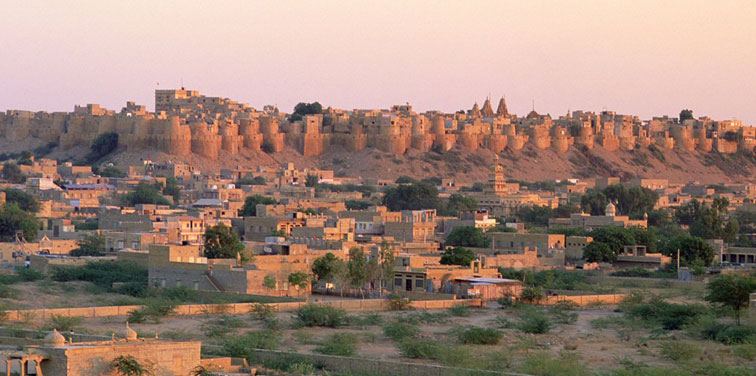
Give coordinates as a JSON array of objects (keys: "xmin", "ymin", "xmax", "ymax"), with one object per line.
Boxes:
[
  {"xmin": 605, "ymin": 202, "xmax": 617, "ymax": 217},
  {"xmin": 44, "ymin": 328, "xmax": 66, "ymax": 346}
]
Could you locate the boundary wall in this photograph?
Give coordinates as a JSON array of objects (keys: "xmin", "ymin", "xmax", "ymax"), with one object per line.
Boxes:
[
  {"xmin": 3, "ymin": 293, "xmax": 627, "ymax": 322},
  {"xmin": 2, "ymin": 299, "xmax": 482, "ymax": 322}
]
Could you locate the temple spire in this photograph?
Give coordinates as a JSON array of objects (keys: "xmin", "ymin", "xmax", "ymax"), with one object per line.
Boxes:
[
  {"xmin": 471, "ymin": 102, "xmax": 481, "ymax": 118},
  {"xmin": 481, "ymin": 98, "xmax": 494, "ymax": 117},
  {"xmin": 496, "ymin": 97, "xmax": 509, "ymax": 116}
]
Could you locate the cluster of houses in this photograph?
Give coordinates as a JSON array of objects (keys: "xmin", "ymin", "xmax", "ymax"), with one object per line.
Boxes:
[{"xmin": 2, "ymin": 155, "xmax": 756, "ymax": 302}]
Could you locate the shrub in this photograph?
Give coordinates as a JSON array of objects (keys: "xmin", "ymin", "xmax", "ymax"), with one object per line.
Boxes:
[
  {"xmin": 294, "ymin": 304, "xmax": 347, "ymax": 327},
  {"xmin": 222, "ymin": 330, "xmax": 279, "ymax": 358},
  {"xmin": 519, "ymin": 311, "xmax": 552, "ymax": 334},
  {"xmin": 346, "ymin": 312, "xmax": 383, "ymax": 327},
  {"xmin": 250, "ymin": 303, "xmax": 274, "ymax": 321},
  {"xmin": 624, "ymin": 299, "xmax": 706, "ymax": 330},
  {"xmin": 128, "ymin": 299, "xmax": 176, "ymax": 324},
  {"xmin": 110, "ymin": 354, "xmax": 152, "ymax": 376},
  {"xmin": 51, "ymin": 260, "xmax": 147, "ymax": 296},
  {"xmin": 202, "ymin": 324, "xmax": 232, "ymax": 339},
  {"xmin": 261, "ymin": 317, "xmax": 281, "ymax": 332},
  {"xmin": 15, "ymin": 267, "xmax": 44, "ymax": 282},
  {"xmin": 383, "ymin": 322, "xmax": 419, "ymax": 341},
  {"xmin": 398, "ymin": 339, "xmax": 440, "ymax": 359},
  {"xmin": 520, "ymin": 286, "xmax": 545, "ymax": 303},
  {"xmin": 288, "ymin": 362, "xmax": 316, "ymax": 375},
  {"xmin": 387, "ymin": 293, "xmax": 412, "ymax": 311},
  {"xmin": 715, "ymin": 325, "xmax": 756, "ymax": 345},
  {"xmin": 314, "ymin": 333, "xmax": 359, "ymax": 356},
  {"xmin": 659, "ymin": 341, "xmax": 701, "ymax": 361},
  {"xmin": 548, "ymin": 304, "xmax": 578, "ymax": 324},
  {"xmin": 47, "ymin": 314, "xmax": 84, "ymax": 331},
  {"xmin": 457, "ymin": 326, "xmax": 502, "ymax": 345},
  {"xmin": 447, "ymin": 304, "xmax": 470, "ymax": 317}
]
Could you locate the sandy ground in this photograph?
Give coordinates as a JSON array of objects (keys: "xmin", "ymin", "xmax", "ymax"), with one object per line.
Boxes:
[{"xmin": 4, "ymin": 278, "xmax": 754, "ymax": 373}]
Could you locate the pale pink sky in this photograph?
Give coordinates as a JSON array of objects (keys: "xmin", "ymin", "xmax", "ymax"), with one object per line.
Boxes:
[{"xmin": 1, "ymin": 1, "xmax": 755, "ymax": 123}]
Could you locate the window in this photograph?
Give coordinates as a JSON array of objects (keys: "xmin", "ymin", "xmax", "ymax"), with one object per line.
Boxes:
[
  {"xmin": 415, "ymin": 279, "xmax": 424, "ymax": 288},
  {"xmin": 394, "ymin": 278, "xmax": 402, "ymax": 286}
]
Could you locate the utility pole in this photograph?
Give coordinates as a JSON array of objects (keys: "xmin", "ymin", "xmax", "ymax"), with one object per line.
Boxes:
[{"xmin": 677, "ymin": 248, "xmax": 681, "ymax": 279}]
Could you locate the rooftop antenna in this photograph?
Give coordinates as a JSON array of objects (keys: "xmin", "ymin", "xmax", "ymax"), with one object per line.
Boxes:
[
  {"xmin": 532, "ymin": 100, "xmax": 535, "ymax": 111},
  {"xmin": 181, "ymin": 77, "xmax": 184, "ymax": 90}
]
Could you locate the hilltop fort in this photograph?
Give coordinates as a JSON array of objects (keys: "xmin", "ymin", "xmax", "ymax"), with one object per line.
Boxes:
[{"xmin": 1, "ymin": 89, "xmax": 755, "ymax": 181}]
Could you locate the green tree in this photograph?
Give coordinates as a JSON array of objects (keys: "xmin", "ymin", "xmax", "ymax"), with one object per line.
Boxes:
[
  {"xmin": 587, "ymin": 226, "xmax": 640, "ymax": 255},
  {"xmin": 70, "ymin": 233, "xmax": 105, "ymax": 256},
  {"xmin": 443, "ymin": 194, "xmax": 478, "ymax": 215},
  {"xmin": 240, "ymin": 195, "xmax": 277, "ymax": 216},
  {"xmin": 263, "ymin": 274, "xmax": 277, "ymax": 289},
  {"xmin": 583, "ymin": 242, "xmax": 615, "ymax": 263},
  {"xmin": 346, "ymin": 248, "xmax": 368, "ymax": 293},
  {"xmin": 705, "ymin": 274, "xmax": 756, "ymax": 325},
  {"xmin": 440, "ymin": 246, "xmax": 475, "ymax": 266},
  {"xmin": 0, "ymin": 203, "xmax": 39, "ymax": 242},
  {"xmin": 312, "ymin": 252, "xmax": 346, "ymax": 283},
  {"xmin": 580, "ymin": 184, "xmax": 658, "ymax": 217},
  {"xmin": 203, "ymin": 223, "xmax": 245, "ymax": 259},
  {"xmin": 345, "ymin": 200, "xmax": 371, "ymax": 210},
  {"xmin": 305, "ymin": 174, "xmax": 319, "ymax": 188},
  {"xmin": 678, "ymin": 198, "xmax": 738, "ymax": 242},
  {"xmin": 1, "ymin": 162, "xmax": 25, "ymax": 184},
  {"xmin": 395, "ymin": 175, "xmax": 417, "ymax": 184},
  {"xmin": 679, "ymin": 109, "xmax": 694, "ymax": 122},
  {"xmin": 382, "ymin": 182, "xmax": 440, "ymax": 211},
  {"xmin": 86, "ymin": 132, "xmax": 119, "ymax": 163},
  {"xmin": 446, "ymin": 226, "xmax": 489, "ymax": 248},
  {"xmin": 162, "ymin": 177, "xmax": 182, "ymax": 204},
  {"xmin": 17, "ymin": 151, "xmax": 33, "ymax": 165},
  {"xmin": 110, "ymin": 355, "xmax": 152, "ymax": 376},
  {"xmin": 516, "ymin": 205, "xmax": 556, "ymax": 227},
  {"xmin": 122, "ymin": 183, "xmax": 171, "ymax": 206},
  {"xmin": 379, "ymin": 241, "xmax": 395, "ymax": 294},
  {"xmin": 289, "ymin": 102, "xmax": 323, "ymax": 121},
  {"xmin": 98, "ymin": 165, "xmax": 126, "ymax": 178},
  {"xmin": 288, "ymin": 272, "xmax": 309, "ymax": 290},
  {"xmin": 659, "ymin": 235, "xmax": 716, "ymax": 266},
  {"xmin": 2, "ymin": 188, "xmax": 40, "ymax": 212}
]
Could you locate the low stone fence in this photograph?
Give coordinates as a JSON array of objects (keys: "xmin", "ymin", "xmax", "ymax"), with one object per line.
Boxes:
[
  {"xmin": 2, "ymin": 299, "xmax": 483, "ymax": 322},
  {"xmin": 247, "ymin": 348, "xmax": 530, "ymax": 376},
  {"xmin": 533, "ymin": 293, "xmax": 629, "ymax": 306}
]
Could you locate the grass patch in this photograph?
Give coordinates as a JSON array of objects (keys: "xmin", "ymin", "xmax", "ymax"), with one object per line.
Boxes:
[
  {"xmin": 222, "ymin": 330, "xmax": 279, "ymax": 357},
  {"xmin": 659, "ymin": 341, "xmax": 701, "ymax": 361},
  {"xmin": 520, "ymin": 352, "xmax": 589, "ymax": 376},
  {"xmin": 314, "ymin": 333, "xmax": 359, "ymax": 356},
  {"xmin": 456, "ymin": 326, "xmax": 502, "ymax": 345},
  {"xmin": 401, "ymin": 310, "xmax": 449, "ymax": 324}
]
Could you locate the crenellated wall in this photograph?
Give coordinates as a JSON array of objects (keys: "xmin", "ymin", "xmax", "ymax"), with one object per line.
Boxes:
[{"xmin": 1, "ymin": 98, "xmax": 752, "ymax": 162}]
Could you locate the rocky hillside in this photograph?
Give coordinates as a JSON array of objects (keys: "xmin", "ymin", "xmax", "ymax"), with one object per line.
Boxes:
[
  {"xmin": 101, "ymin": 145, "xmax": 756, "ymax": 185},
  {"xmin": 5, "ymin": 137, "xmax": 755, "ymax": 184}
]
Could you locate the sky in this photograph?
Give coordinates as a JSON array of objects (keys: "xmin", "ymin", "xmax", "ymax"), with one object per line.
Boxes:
[{"xmin": 1, "ymin": 0, "xmax": 755, "ymax": 123}]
